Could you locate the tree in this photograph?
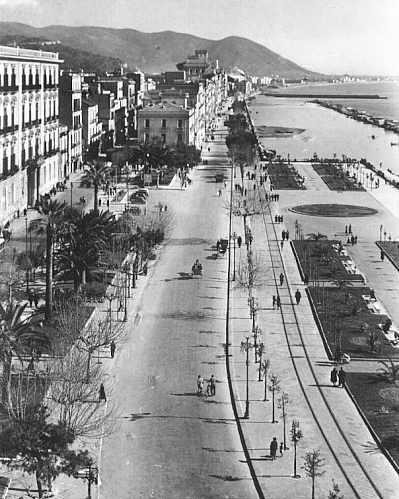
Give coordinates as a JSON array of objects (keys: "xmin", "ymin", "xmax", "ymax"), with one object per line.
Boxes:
[
  {"xmin": 0, "ymin": 404, "xmax": 92, "ymax": 498},
  {"xmin": 36, "ymin": 199, "xmax": 66, "ymax": 319},
  {"xmin": 269, "ymin": 374, "xmax": 281, "ymax": 423},
  {"xmin": 306, "ymin": 232, "xmax": 328, "ymax": 241},
  {"xmin": 81, "ymin": 160, "xmax": 111, "ymax": 213},
  {"xmin": 377, "ymin": 357, "xmax": 399, "ymax": 384},
  {"xmin": 328, "ymin": 480, "xmax": 344, "ymax": 499},
  {"xmin": 291, "ymin": 419, "xmax": 303, "ymax": 478},
  {"xmin": 0, "ymin": 301, "xmax": 50, "ymax": 406},
  {"xmin": 261, "ymin": 358, "xmax": 271, "ymax": 401},
  {"xmin": 0, "ymin": 247, "xmax": 25, "ymax": 302},
  {"xmin": 278, "ymin": 392, "xmax": 290, "ymax": 450},
  {"xmin": 303, "ymin": 449, "xmax": 325, "ymax": 499},
  {"xmin": 226, "ymin": 130, "xmax": 257, "ymax": 183}
]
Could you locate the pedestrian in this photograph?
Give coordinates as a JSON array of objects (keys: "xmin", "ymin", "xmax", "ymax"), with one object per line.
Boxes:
[
  {"xmin": 286, "ymin": 230, "xmax": 289, "ymax": 240},
  {"xmin": 270, "ymin": 437, "xmax": 278, "ymax": 460},
  {"xmin": 275, "ymin": 215, "xmax": 278, "ymax": 223},
  {"xmin": 348, "ymin": 224, "xmax": 352, "ymax": 234},
  {"xmin": 280, "ymin": 240, "xmax": 284, "ymax": 250},
  {"xmin": 276, "ymin": 294, "xmax": 281, "ymax": 309},
  {"xmin": 237, "ymin": 236, "xmax": 242, "ymax": 248},
  {"xmin": 338, "ymin": 367, "xmax": 346, "ymax": 388},
  {"xmin": 279, "ymin": 442, "xmax": 284, "ymax": 456},
  {"xmin": 295, "ymin": 289, "xmax": 301, "ymax": 305},
  {"xmin": 380, "ymin": 250, "xmax": 385, "ymax": 261},
  {"xmin": 330, "ymin": 366, "xmax": 338, "ymax": 386},
  {"xmin": 28, "ymin": 290, "xmax": 34, "ymax": 307},
  {"xmin": 110, "ymin": 340, "xmax": 116, "ymax": 359},
  {"xmin": 351, "ymin": 235, "xmax": 355, "ymax": 245},
  {"xmin": 345, "ymin": 225, "xmax": 348, "ymax": 234},
  {"xmin": 99, "ymin": 383, "xmax": 107, "ymax": 402},
  {"xmin": 279, "ymin": 272, "xmax": 284, "ymax": 286},
  {"xmin": 272, "ymin": 295, "xmax": 276, "ymax": 309},
  {"xmin": 33, "ymin": 293, "xmax": 39, "ymax": 308},
  {"xmin": 354, "ymin": 235, "xmax": 358, "ymax": 244},
  {"xmin": 210, "ymin": 374, "xmax": 216, "ymax": 396},
  {"xmin": 281, "ymin": 230, "xmax": 286, "ymax": 241},
  {"xmin": 197, "ymin": 375, "xmax": 204, "ymax": 395}
]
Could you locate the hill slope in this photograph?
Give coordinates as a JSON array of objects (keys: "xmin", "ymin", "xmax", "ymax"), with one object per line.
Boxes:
[{"xmin": 0, "ymin": 22, "xmax": 321, "ymax": 77}]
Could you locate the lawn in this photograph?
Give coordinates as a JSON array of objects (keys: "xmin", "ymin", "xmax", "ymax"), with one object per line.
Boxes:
[
  {"xmin": 347, "ymin": 372, "xmax": 399, "ymax": 467},
  {"xmin": 312, "ymin": 163, "xmax": 365, "ymax": 191},
  {"xmin": 292, "ymin": 239, "xmax": 364, "ymax": 282},
  {"xmin": 376, "ymin": 241, "xmax": 399, "ymax": 272},
  {"xmin": 308, "ymin": 286, "xmax": 399, "ymax": 359},
  {"xmin": 267, "ymin": 162, "xmax": 305, "ymax": 190}
]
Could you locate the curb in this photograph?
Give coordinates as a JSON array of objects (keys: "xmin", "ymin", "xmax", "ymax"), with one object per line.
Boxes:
[{"xmin": 375, "ymin": 241, "xmax": 399, "ymax": 272}]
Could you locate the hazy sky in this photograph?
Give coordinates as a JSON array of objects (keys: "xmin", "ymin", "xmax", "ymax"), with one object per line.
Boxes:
[{"xmin": 0, "ymin": 0, "xmax": 398, "ymax": 75}]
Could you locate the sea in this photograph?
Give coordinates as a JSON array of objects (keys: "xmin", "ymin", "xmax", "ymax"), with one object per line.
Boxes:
[{"xmin": 249, "ymin": 81, "xmax": 399, "ymax": 175}]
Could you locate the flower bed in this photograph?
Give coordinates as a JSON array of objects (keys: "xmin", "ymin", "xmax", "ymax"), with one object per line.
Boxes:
[
  {"xmin": 267, "ymin": 162, "xmax": 305, "ymax": 189},
  {"xmin": 308, "ymin": 286, "xmax": 399, "ymax": 358},
  {"xmin": 376, "ymin": 241, "xmax": 399, "ymax": 271},
  {"xmin": 347, "ymin": 372, "xmax": 399, "ymax": 468},
  {"xmin": 293, "ymin": 239, "xmax": 364, "ymax": 282},
  {"xmin": 312, "ymin": 163, "xmax": 365, "ymax": 191}
]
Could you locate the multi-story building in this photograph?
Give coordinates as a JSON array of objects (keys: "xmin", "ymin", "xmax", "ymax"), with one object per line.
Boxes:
[
  {"xmin": 137, "ymin": 102, "xmax": 189, "ymax": 146},
  {"xmin": 59, "ymin": 72, "xmax": 82, "ymax": 172},
  {"xmin": 0, "ymin": 45, "xmax": 62, "ymax": 224},
  {"xmin": 82, "ymin": 96, "xmax": 102, "ymax": 161},
  {"xmin": 177, "ymin": 50, "xmax": 211, "ymax": 81}
]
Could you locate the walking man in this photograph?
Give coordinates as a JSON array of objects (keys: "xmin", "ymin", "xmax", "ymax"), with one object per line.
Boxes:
[
  {"xmin": 330, "ymin": 366, "xmax": 338, "ymax": 387},
  {"xmin": 272, "ymin": 295, "xmax": 276, "ymax": 309},
  {"xmin": 276, "ymin": 294, "xmax": 281, "ymax": 309},
  {"xmin": 210, "ymin": 374, "xmax": 216, "ymax": 396},
  {"xmin": 99, "ymin": 383, "xmax": 107, "ymax": 402},
  {"xmin": 110, "ymin": 340, "xmax": 116, "ymax": 359},
  {"xmin": 338, "ymin": 367, "xmax": 346, "ymax": 388},
  {"xmin": 33, "ymin": 293, "xmax": 39, "ymax": 308},
  {"xmin": 270, "ymin": 437, "xmax": 278, "ymax": 460},
  {"xmin": 279, "ymin": 272, "xmax": 284, "ymax": 286},
  {"xmin": 295, "ymin": 289, "xmax": 301, "ymax": 305}
]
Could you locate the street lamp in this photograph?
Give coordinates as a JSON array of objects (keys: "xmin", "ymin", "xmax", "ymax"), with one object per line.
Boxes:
[
  {"xmin": 231, "ymin": 232, "xmax": 237, "ymax": 281},
  {"xmin": 240, "ymin": 336, "xmax": 255, "ymax": 419},
  {"xmin": 380, "ymin": 224, "xmax": 383, "ymax": 242}
]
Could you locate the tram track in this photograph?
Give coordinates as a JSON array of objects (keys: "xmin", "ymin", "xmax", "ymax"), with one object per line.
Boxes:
[{"xmin": 254, "ymin": 179, "xmax": 385, "ymax": 499}]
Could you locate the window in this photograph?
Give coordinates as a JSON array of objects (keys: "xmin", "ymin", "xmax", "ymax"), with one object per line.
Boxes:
[
  {"xmin": 144, "ymin": 119, "xmax": 150, "ymax": 129},
  {"xmin": 144, "ymin": 133, "xmax": 149, "ymax": 143},
  {"xmin": 4, "ymin": 67, "xmax": 8, "ymax": 87},
  {"xmin": 3, "ymin": 109, "xmax": 8, "ymax": 130},
  {"xmin": 36, "ymin": 103, "xmax": 40, "ymax": 122},
  {"xmin": 161, "ymin": 119, "xmax": 167, "ymax": 128},
  {"xmin": 161, "ymin": 133, "xmax": 166, "ymax": 144},
  {"xmin": 3, "ymin": 153, "xmax": 8, "ymax": 174},
  {"xmin": 11, "ymin": 69, "xmax": 16, "ymax": 88},
  {"xmin": 177, "ymin": 119, "xmax": 183, "ymax": 129},
  {"xmin": 177, "ymin": 133, "xmax": 183, "ymax": 143}
]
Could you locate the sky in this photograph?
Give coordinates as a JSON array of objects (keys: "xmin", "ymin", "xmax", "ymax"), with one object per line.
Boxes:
[{"xmin": 0, "ymin": 0, "xmax": 398, "ymax": 75}]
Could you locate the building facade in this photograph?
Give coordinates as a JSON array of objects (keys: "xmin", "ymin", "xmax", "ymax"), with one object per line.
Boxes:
[
  {"xmin": 0, "ymin": 45, "xmax": 62, "ymax": 225},
  {"xmin": 82, "ymin": 96, "xmax": 102, "ymax": 161},
  {"xmin": 59, "ymin": 72, "xmax": 83, "ymax": 173},
  {"xmin": 137, "ymin": 102, "xmax": 189, "ymax": 146}
]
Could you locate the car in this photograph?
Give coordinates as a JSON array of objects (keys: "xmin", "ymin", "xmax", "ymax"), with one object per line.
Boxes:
[{"xmin": 136, "ymin": 188, "xmax": 149, "ymax": 198}]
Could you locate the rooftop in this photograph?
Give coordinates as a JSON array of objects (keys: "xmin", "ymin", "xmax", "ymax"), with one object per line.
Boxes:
[
  {"xmin": 0, "ymin": 45, "xmax": 62, "ymax": 63},
  {"xmin": 139, "ymin": 101, "xmax": 188, "ymax": 116}
]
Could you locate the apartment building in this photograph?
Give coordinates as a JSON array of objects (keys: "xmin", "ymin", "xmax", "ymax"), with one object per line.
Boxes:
[
  {"xmin": 82, "ymin": 96, "xmax": 102, "ymax": 160},
  {"xmin": 59, "ymin": 72, "xmax": 83, "ymax": 173},
  {"xmin": 0, "ymin": 45, "xmax": 62, "ymax": 225},
  {"xmin": 137, "ymin": 102, "xmax": 189, "ymax": 146}
]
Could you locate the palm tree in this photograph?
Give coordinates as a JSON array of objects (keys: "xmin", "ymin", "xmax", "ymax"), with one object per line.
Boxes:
[
  {"xmin": 377, "ymin": 358, "xmax": 399, "ymax": 384},
  {"xmin": 81, "ymin": 160, "xmax": 110, "ymax": 213},
  {"xmin": 36, "ymin": 199, "xmax": 66, "ymax": 320},
  {"xmin": 306, "ymin": 232, "xmax": 328, "ymax": 241},
  {"xmin": 0, "ymin": 301, "xmax": 50, "ymax": 406},
  {"xmin": 57, "ymin": 209, "xmax": 115, "ymax": 291}
]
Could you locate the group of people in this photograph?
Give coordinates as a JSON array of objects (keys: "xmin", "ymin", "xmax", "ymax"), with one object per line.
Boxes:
[
  {"xmin": 274, "ymin": 214, "xmax": 284, "ymax": 223},
  {"xmin": 192, "ymin": 259, "xmax": 203, "ymax": 275},
  {"xmin": 281, "ymin": 230, "xmax": 290, "ymax": 241},
  {"xmin": 197, "ymin": 375, "xmax": 216, "ymax": 397},
  {"xmin": 269, "ymin": 437, "xmax": 284, "ymax": 459}
]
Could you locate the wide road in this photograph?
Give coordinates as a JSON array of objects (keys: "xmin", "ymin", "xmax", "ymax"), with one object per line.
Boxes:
[{"xmin": 99, "ymin": 139, "xmax": 258, "ymax": 498}]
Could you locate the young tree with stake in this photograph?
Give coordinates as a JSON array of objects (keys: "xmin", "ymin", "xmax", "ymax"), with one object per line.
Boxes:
[
  {"xmin": 261, "ymin": 358, "xmax": 271, "ymax": 401},
  {"xmin": 269, "ymin": 373, "xmax": 281, "ymax": 423},
  {"xmin": 291, "ymin": 419, "xmax": 303, "ymax": 478},
  {"xmin": 278, "ymin": 392, "xmax": 289, "ymax": 450},
  {"xmin": 303, "ymin": 449, "xmax": 326, "ymax": 499}
]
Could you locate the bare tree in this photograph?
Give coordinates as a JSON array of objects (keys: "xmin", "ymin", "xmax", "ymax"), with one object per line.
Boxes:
[
  {"xmin": 328, "ymin": 480, "xmax": 345, "ymax": 499},
  {"xmin": 261, "ymin": 358, "xmax": 271, "ymax": 401},
  {"xmin": 291, "ymin": 420, "xmax": 303, "ymax": 478},
  {"xmin": 278, "ymin": 392, "xmax": 290, "ymax": 450},
  {"xmin": 377, "ymin": 357, "xmax": 399, "ymax": 384},
  {"xmin": 269, "ymin": 373, "xmax": 281, "ymax": 423},
  {"xmin": 236, "ymin": 251, "xmax": 264, "ymax": 289},
  {"xmin": 303, "ymin": 449, "xmax": 326, "ymax": 499}
]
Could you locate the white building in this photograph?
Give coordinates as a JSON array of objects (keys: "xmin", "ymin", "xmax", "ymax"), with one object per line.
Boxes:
[{"xmin": 0, "ymin": 45, "xmax": 62, "ymax": 225}]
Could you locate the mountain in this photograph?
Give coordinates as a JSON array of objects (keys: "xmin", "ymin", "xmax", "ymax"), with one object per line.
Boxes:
[
  {"xmin": 0, "ymin": 34, "xmax": 122, "ymax": 73},
  {"xmin": 0, "ymin": 22, "xmax": 321, "ymax": 78}
]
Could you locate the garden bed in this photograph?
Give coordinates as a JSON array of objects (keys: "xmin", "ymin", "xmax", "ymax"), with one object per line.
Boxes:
[
  {"xmin": 292, "ymin": 239, "xmax": 364, "ymax": 282},
  {"xmin": 312, "ymin": 163, "xmax": 365, "ymax": 191},
  {"xmin": 376, "ymin": 241, "xmax": 399, "ymax": 271},
  {"xmin": 308, "ymin": 286, "xmax": 399, "ymax": 358},
  {"xmin": 267, "ymin": 162, "xmax": 305, "ymax": 190},
  {"xmin": 347, "ymin": 372, "xmax": 399, "ymax": 468}
]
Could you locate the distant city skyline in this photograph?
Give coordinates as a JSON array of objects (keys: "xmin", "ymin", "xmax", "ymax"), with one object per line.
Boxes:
[{"xmin": 0, "ymin": 0, "xmax": 398, "ymax": 75}]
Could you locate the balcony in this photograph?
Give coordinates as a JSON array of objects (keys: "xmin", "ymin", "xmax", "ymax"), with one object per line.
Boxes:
[
  {"xmin": 0, "ymin": 46, "xmax": 60, "ymax": 61},
  {"xmin": 0, "ymin": 125, "xmax": 19, "ymax": 136},
  {"xmin": 23, "ymin": 83, "xmax": 41, "ymax": 91},
  {"xmin": 0, "ymin": 83, "xmax": 18, "ymax": 93},
  {"xmin": 0, "ymin": 166, "xmax": 19, "ymax": 181}
]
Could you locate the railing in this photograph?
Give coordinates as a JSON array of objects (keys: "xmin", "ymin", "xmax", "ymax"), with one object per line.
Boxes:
[
  {"xmin": 0, "ymin": 125, "xmax": 18, "ymax": 135},
  {"xmin": 0, "ymin": 45, "xmax": 60, "ymax": 61},
  {"xmin": 0, "ymin": 83, "xmax": 18, "ymax": 92}
]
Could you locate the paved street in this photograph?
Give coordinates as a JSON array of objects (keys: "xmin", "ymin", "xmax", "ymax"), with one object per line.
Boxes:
[{"xmin": 98, "ymin": 140, "xmax": 258, "ymax": 498}]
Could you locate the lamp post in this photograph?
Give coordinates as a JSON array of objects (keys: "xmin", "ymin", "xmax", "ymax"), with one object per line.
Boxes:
[
  {"xmin": 25, "ymin": 216, "xmax": 29, "ymax": 294},
  {"xmin": 231, "ymin": 232, "xmax": 237, "ymax": 281},
  {"xmin": 241, "ymin": 336, "xmax": 254, "ymax": 419},
  {"xmin": 380, "ymin": 224, "xmax": 383, "ymax": 242},
  {"xmin": 257, "ymin": 342, "xmax": 265, "ymax": 381}
]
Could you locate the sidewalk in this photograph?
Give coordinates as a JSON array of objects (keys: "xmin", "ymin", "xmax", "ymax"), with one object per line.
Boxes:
[{"xmin": 223, "ymin": 153, "xmax": 399, "ymax": 496}]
